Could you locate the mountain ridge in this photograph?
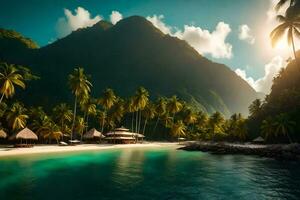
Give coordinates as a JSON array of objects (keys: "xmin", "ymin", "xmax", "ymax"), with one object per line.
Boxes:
[{"xmin": 0, "ymin": 16, "xmax": 258, "ymax": 117}]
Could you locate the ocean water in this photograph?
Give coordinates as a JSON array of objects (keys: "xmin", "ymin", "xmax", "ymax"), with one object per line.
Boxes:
[{"xmin": 0, "ymin": 146, "xmax": 300, "ymax": 200}]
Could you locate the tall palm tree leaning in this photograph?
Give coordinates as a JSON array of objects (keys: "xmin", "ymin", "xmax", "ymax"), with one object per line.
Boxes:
[
  {"xmin": 270, "ymin": 11, "xmax": 300, "ymax": 65},
  {"xmin": 133, "ymin": 87, "xmax": 149, "ymax": 133},
  {"xmin": 68, "ymin": 67, "xmax": 92, "ymax": 140},
  {"xmin": 98, "ymin": 88, "xmax": 117, "ymax": 131},
  {"xmin": 0, "ymin": 63, "xmax": 26, "ymax": 104}
]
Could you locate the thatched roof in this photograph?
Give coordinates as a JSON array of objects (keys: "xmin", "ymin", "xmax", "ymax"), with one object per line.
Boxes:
[
  {"xmin": 253, "ymin": 136, "xmax": 264, "ymax": 142},
  {"xmin": 83, "ymin": 128, "xmax": 105, "ymax": 139},
  {"xmin": 0, "ymin": 130, "xmax": 7, "ymax": 138},
  {"xmin": 9, "ymin": 128, "xmax": 38, "ymax": 140}
]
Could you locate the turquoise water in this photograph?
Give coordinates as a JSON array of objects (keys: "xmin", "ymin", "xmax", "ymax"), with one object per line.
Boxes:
[{"xmin": 0, "ymin": 146, "xmax": 300, "ymax": 200}]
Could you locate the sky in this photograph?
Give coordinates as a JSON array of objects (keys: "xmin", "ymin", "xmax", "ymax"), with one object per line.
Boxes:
[{"xmin": 0, "ymin": 0, "xmax": 294, "ymax": 94}]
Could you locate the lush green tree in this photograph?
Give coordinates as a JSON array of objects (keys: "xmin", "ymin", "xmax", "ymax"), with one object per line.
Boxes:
[
  {"xmin": 52, "ymin": 103, "xmax": 72, "ymax": 136},
  {"xmin": 183, "ymin": 108, "xmax": 197, "ymax": 132},
  {"xmin": 97, "ymin": 110, "xmax": 106, "ymax": 133},
  {"xmin": 261, "ymin": 117, "xmax": 275, "ymax": 140},
  {"xmin": 208, "ymin": 111, "xmax": 225, "ymax": 140},
  {"xmin": 6, "ymin": 102, "xmax": 28, "ymax": 132},
  {"xmin": 133, "ymin": 87, "xmax": 149, "ymax": 133},
  {"xmin": 68, "ymin": 67, "xmax": 92, "ymax": 140},
  {"xmin": 273, "ymin": 113, "xmax": 296, "ymax": 143},
  {"xmin": 170, "ymin": 120, "xmax": 186, "ymax": 140},
  {"xmin": 98, "ymin": 88, "xmax": 117, "ymax": 111},
  {"xmin": 142, "ymin": 103, "xmax": 156, "ymax": 135},
  {"xmin": 167, "ymin": 95, "xmax": 183, "ymax": 123},
  {"xmin": 249, "ymin": 99, "xmax": 262, "ymax": 117},
  {"xmin": 80, "ymin": 97, "xmax": 97, "ymax": 133},
  {"xmin": 37, "ymin": 120, "xmax": 62, "ymax": 144},
  {"xmin": 270, "ymin": 14, "xmax": 300, "ymax": 62},
  {"xmin": 152, "ymin": 97, "xmax": 167, "ymax": 134},
  {"xmin": 75, "ymin": 116, "xmax": 86, "ymax": 140},
  {"xmin": 0, "ymin": 63, "xmax": 25, "ymax": 103}
]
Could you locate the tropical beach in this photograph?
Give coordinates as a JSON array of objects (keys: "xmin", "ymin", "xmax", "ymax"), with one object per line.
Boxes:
[
  {"xmin": 1, "ymin": 0, "xmax": 300, "ymax": 199},
  {"xmin": 0, "ymin": 142, "xmax": 177, "ymax": 157}
]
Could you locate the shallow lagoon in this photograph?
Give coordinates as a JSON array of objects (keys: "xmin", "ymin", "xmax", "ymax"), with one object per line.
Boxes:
[{"xmin": 0, "ymin": 146, "xmax": 300, "ymax": 200}]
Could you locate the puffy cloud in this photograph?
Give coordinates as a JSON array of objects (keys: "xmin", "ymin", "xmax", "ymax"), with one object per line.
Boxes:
[
  {"xmin": 235, "ymin": 56, "xmax": 285, "ymax": 94},
  {"xmin": 146, "ymin": 15, "xmax": 172, "ymax": 35},
  {"xmin": 175, "ymin": 22, "xmax": 233, "ymax": 59},
  {"xmin": 238, "ymin": 24, "xmax": 255, "ymax": 44},
  {"xmin": 147, "ymin": 15, "xmax": 232, "ymax": 59},
  {"xmin": 56, "ymin": 7, "xmax": 102, "ymax": 37},
  {"xmin": 110, "ymin": 11, "xmax": 123, "ymax": 25}
]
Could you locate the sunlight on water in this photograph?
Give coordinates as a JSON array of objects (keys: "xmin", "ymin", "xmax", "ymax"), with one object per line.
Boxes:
[{"xmin": 0, "ymin": 146, "xmax": 300, "ymax": 200}]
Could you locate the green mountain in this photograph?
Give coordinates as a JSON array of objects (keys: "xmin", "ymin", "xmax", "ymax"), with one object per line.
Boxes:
[{"xmin": 0, "ymin": 16, "xmax": 259, "ymax": 116}]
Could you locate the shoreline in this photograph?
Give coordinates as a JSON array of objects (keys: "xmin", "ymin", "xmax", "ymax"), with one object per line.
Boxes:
[
  {"xmin": 0, "ymin": 142, "xmax": 179, "ymax": 158},
  {"xmin": 179, "ymin": 142, "xmax": 300, "ymax": 161}
]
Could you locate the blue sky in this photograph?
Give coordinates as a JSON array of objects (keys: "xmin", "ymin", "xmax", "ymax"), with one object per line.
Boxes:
[{"xmin": 0, "ymin": 0, "xmax": 291, "ymax": 94}]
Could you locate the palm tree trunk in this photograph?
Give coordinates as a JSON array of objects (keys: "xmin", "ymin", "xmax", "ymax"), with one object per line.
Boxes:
[
  {"xmin": 101, "ymin": 118, "xmax": 105, "ymax": 133},
  {"xmin": 0, "ymin": 93, "xmax": 5, "ymax": 104},
  {"xmin": 152, "ymin": 117, "xmax": 160, "ymax": 135},
  {"xmin": 138, "ymin": 110, "xmax": 142, "ymax": 133},
  {"xmin": 291, "ymin": 31, "xmax": 300, "ymax": 69},
  {"xmin": 143, "ymin": 119, "xmax": 148, "ymax": 135},
  {"xmin": 131, "ymin": 112, "xmax": 134, "ymax": 132},
  {"xmin": 71, "ymin": 96, "xmax": 78, "ymax": 140},
  {"xmin": 135, "ymin": 111, "xmax": 138, "ymax": 133}
]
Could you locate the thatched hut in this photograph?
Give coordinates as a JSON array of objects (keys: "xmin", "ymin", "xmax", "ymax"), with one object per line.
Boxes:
[
  {"xmin": 252, "ymin": 136, "xmax": 265, "ymax": 144},
  {"xmin": 0, "ymin": 130, "xmax": 7, "ymax": 139},
  {"xmin": 83, "ymin": 128, "xmax": 105, "ymax": 141},
  {"xmin": 9, "ymin": 128, "xmax": 38, "ymax": 146}
]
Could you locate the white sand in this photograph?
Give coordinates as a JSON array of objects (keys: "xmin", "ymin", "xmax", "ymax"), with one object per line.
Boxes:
[{"xmin": 0, "ymin": 142, "xmax": 179, "ymax": 157}]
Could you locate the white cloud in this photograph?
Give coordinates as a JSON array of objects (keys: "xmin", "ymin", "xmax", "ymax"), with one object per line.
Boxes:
[
  {"xmin": 110, "ymin": 11, "xmax": 123, "ymax": 25},
  {"xmin": 146, "ymin": 15, "xmax": 172, "ymax": 35},
  {"xmin": 235, "ymin": 56, "xmax": 285, "ymax": 94},
  {"xmin": 146, "ymin": 15, "xmax": 232, "ymax": 59},
  {"xmin": 238, "ymin": 24, "xmax": 255, "ymax": 44},
  {"xmin": 56, "ymin": 7, "xmax": 102, "ymax": 37}
]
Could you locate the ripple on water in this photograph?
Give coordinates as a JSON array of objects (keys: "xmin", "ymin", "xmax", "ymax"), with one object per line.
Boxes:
[{"xmin": 0, "ymin": 148, "xmax": 300, "ymax": 200}]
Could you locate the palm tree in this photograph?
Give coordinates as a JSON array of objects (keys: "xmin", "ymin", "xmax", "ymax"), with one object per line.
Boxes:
[
  {"xmin": 183, "ymin": 108, "xmax": 197, "ymax": 133},
  {"xmin": 0, "ymin": 63, "xmax": 25, "ymax": 104},
  {"xmin": 125, "ymin": 98, "xmax": 136, "ymax": 132},
  {"xmin": 152, "ymin": 97, "xmax": 167, "ymax": 134},
  {"xmin": 167, "ymin": 96, "xmax": 183, "ymax": 123},
  {"xmin": 208, "ymin": 112, "xmax": 225, "ymax": 139},
  {"xmin": 142, "ymin": 103, "xmax": 156, "ymax": 135},
  {"xmin": 273, "ymin": 113, "xmax": 296, "ymax": 143},
  {"xmin": 75, "ymin": 117, "xmax": 86, "ymax": 140},
  {"xmin": 80, "ymin": 97, "xmax": 97, "ymax": 133},
  {"xmin": 37, "ymin": 121, "xmax": 62, "ymax": 144},
  {"xmin": 98, "ymin": 88, "xmax": 117, "ymax": 111},
  {"xmin": 6, "ymin": 102, "xmax": 28, "ymax": 132},
  {"xmin": 133, "ymin": 87, "xmax": 149, "ymax": 133},
  {"xmin": 170, "ymin": 120, "xmax": 186, "ymax": 140},
  {"xmin": 110, "ymin": 98, "xmax": 125, "ymax": 127},
  {"xmin": 236, "ymin": 118, "xmax": 248, "ymax": 141},
  {"xmin": 97, "ymin": 110, "xmax": 106, "ymax": 133},
  {"xmin": 52, "ymin": 103, "xmax": 72, "ymax": 137},
  {"xmin": 249, "ymin": 99, "xmax": 262, "ymax": 117},
  {"xmin": 261, "ymin": 117, "xmax": 275, "ymax": 140},
  {"xmin": 270, "ymin": 14, "xmax": 300, "ymax": 62},
  {"xmin": 68, "ymin": 67, "xmax": 92, "ymax": 140}
]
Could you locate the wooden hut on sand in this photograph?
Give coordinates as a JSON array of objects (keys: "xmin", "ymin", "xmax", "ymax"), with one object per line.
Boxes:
[
  {"xmin": 0, "ymin": 130, "xmax": 7, "ymax": 139},
  {"xmin": 83, "ymin": 128, "xmax": 105, "ymax": 143},
  {"xmin": 9, "ymin": 128, "xmax": 38, "ymax": 147},
  {"xmin": 252, "ymin": 136, "xmax": 265, "ymax": 144}
]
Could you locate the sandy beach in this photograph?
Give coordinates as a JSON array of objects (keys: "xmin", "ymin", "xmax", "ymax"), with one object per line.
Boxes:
[{"xmin": 0, "ymin": 142, "xmax": 179, "ymax": 158}]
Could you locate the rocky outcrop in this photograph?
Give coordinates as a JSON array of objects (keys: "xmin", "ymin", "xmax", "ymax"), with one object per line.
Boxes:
[{"xmin": 179, "ymin": 142, "xmax": 300, "ymax": 161}]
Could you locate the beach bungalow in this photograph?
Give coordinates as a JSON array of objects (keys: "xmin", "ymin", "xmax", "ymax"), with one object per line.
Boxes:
[
  {"xmin": 252, "ymin": 136, "xmax": 265, "ymax": 144},
  {"xmin": 105, "ymin": 127, "xmax": 137, "ymax": 144},
  {"xmin": 9, "ymin": 128, "xmax": 38, "ymax": 147},
  {"xmin": 83, "ymin": 128, "xmax": 105, "ymax": 142}
]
